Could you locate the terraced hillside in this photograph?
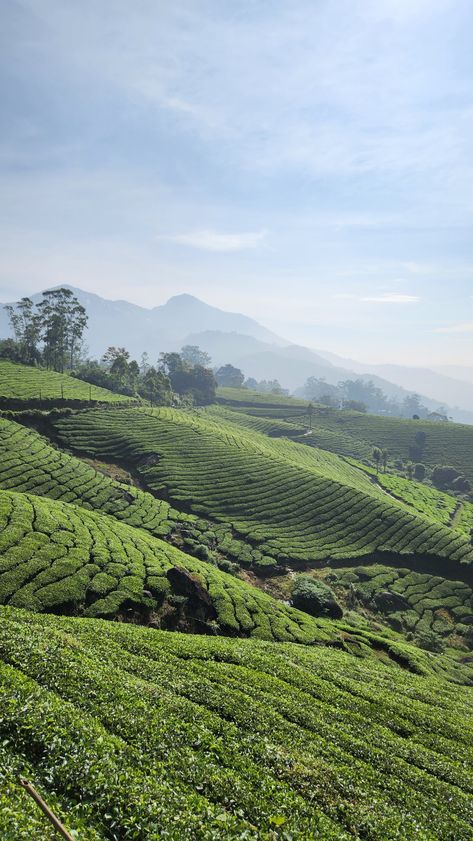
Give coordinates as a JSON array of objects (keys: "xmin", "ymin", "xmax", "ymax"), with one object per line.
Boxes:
[
  {"xmin": 0, "ymin": 487, "xmax": 354, "ymax": 645},
  {"xmin": 216, "ymin": 386, "xmax": 310, "ymax": 409},
  {"xmin": 329, "ymin": 562, "xmax": 473, "ymax": 645},
  {"xmin": 54, "ymin": 407, "xmax": 473, "ymax": 572},
  {"xmin": 0, "ymin": 416, "xmax": 182, "ymax": 538},
  {"xmin": 0, "ymin": 360, "xmax": 132, "ymax": 404},
  {"xmin": 305, "ymin": 408, "xmax": 473, "ymax": 483},
  {"xmin": 1, "ymin": 609, "xmax": 473, "ymax": 840}
]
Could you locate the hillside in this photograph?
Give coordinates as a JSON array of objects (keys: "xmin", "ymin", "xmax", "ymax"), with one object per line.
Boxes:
[
  {"xmin": 1, "ymin": 608, "xmax": 473, "ymax": 840},
  {"xmin": 0, "ymin": 487, "xmax": 347, "ymax": 645},
  {"xmin": 306, "ymin": 409, "xmax": 473, "ymax": 484},
  {"xmin": 0, "ymin": 360, "xmax": 132, "ymax": 406},
  {"xmin": 54, "ymin": 407, "xmax": 473, "ymax": 571}
]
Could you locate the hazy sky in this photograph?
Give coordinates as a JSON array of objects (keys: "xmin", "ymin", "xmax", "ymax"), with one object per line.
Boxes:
[{"xmin": 1, "ymin": 0, "xmax": 473, "ymax": 364}]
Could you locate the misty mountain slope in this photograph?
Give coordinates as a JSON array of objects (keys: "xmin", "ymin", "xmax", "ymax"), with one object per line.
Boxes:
[
  {"xmin": 317, "ymin": 350, "xmax": 473, "ymax": 416},
  {"xmin": 0, "ymin": 286, "xmax": 284, "ymax": 359},
  {"xmin": 2, "ymin": 285, "xmax": 472, "ymax": 420}
]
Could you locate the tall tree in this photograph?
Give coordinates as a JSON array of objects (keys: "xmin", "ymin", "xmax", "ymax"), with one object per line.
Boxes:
[
  {"xmin": 4, "ymin": 297, "xmax": 41, "ymax": 365},
  {"xmin": 372, "ymin": 447, "xmax": 382, "ymax": 475},
  {"xmin": 38, "ymin": 288, "xmax": 88, "ymax": 372}
]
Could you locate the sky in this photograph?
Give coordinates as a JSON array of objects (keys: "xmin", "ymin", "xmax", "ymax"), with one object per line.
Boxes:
[{"xmin": 1, "ymin": 0, "xmax": 473, "ymax": 365}]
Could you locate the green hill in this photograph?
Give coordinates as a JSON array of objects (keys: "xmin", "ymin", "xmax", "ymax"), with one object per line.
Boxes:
[
  {"xmin": 0, "ymin": 416, "xmax": 181, "ymax": 538},
  {"xmin": 216, "ymin": 386, "xmax": 310, "ymax": 408},
  {"xmin": 0, "ymin": 360, "xmax": 132, "ymax": 405},
  {"xmin": 1, "ymin": 608, "xmax": 472, "ymax": 840},
  {"xmin": 0, "ymin": 487, "xmax": 354, "ymax": 645},
  {"xmin": 303, "ymin": 408, "xmax": 473, "ymax": 483},
  {"xmin": 54, "ymin": 407, "xmax": 473, "ymax": 571}
]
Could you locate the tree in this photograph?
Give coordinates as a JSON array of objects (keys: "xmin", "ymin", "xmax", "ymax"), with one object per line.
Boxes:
[
  {"xmin": 406, "ymin": 462, "xmax": 414, "ymax": 480},
  {"xmin": 402, "ymin": 393, "xmax": 426, "ymax": 419},
  {"xmin": 215, "ymin": 364, "xmax": 244, "ymax": 388},
  {"xmin": 181, "ymin": 345, "xmax": 211, "ymax": 367},
  {"xmin": 37, "ymin": 288, "xmax": 87, "ymax": 372},
  {"xmin": 432, "ymin": 465, "xmax": 461, "ymax": 488},
  {"xmin": 307, "ymin": 402, "xmax": 314, "ymax": 431},
  {"xmin": 138, "ymin": 367, "xmax": 172, "ymax": 405},
  {"xmin": 158, "ymin": 351, "xmax": 216, "ymax": 404},
  {"xmin": 413, "ymin": 463, "xmax": 426, "ymax": 482},
  {"xmin": 4, "ymin": 297, "xmax": 41, "ymax": 365},
  {"xmin": 372, "ymin": 447, "xmax": 382, "ymax": 475},
  {"xmin": 381, "ymin": 448, "xmax": 388, "ymax": 473},
  {"xmin": 158, "ymin": 352, "xmax": 185, "ymax": 378},
  {"xmin": 140, "ymin": 352, "xmax": 150, "ymax": 375}
]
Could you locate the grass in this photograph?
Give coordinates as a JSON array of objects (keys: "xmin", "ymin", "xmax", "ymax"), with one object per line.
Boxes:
[
  {"xmin": 1, "ymin": 608, "xmax": 473, "ymax": 839},
  {"xmin": 0, "ymin": 360, "xmax": 132, "ymax": 404},
  {"xmin": 54, "ymin": 407, "xmax": 473, "ymax": 571}
]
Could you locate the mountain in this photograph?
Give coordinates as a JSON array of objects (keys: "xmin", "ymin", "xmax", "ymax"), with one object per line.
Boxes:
[
  {"xmin": 0, "ymin": 286, "xmax": 284, "ymax": 359},
  {"xmin": 2, "ymin": 284, "xmax": 473, "ymax": 422},
  {"xmin": 434, "ymin": 365, "xmax": 473, "ymax": 386},
  {"xmin": 315, "ymin": 350, "xmax": 473, "ymax": 416}
]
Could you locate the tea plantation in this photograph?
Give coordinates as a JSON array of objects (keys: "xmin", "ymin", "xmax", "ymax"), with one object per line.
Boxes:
[
  {"xmin": 0, "ymin": 360, "xmax": 132, "ymax": 404},
  {"xmin": 1, "ymin": 380, "xmax": 473, "ymax": 837},
  {"xmin": 1, "ymin": 608, "xmax": 473, "ymax": 840},
  {"xmin": 331, "ymin": 563, "xmax": 473, "ymax": 643},
  {"xmin": 303, "ymin": 408, "xmax": 473, "ymax": 483},
  {"xmin": 0, "ymin": 416, "xmax": 181, "ymax": 538},
  {"xmin": 0, "ymin": 487, "xmax": 359, "ymax": 645},
  {"xmin": 54, "ymin": 407, "xmax": 473, "ymax": 570}
]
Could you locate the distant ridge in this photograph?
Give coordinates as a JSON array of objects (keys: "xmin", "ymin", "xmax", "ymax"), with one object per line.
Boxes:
[{"xmin": 1, "ymin": 284, "xmax": 473, "ymax": 422}]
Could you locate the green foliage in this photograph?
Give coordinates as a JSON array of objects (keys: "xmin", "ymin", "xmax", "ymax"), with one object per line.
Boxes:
[
  {"xmin": 336, "ymin": 564, "xmax": 473, "ymax": 647},
  {"xmin": 0, "ymin": 608, "xmax": 473, "ymax": 839},
  {"xmin": 414, "ymin": 462, "xmax": 426, "ymax": 481},
  {"xmin": 0, "ymin": 488, "xmax": 346, "ymax": 645},
  {"xmin": 292, "ymin": 409, "xmax": 473, "ymax": 484},
  {"xmin": 215, "ymin": 364, "xmax": 245, "ymax": 388},
  {"xmin": 54, "ymin": 407, "xmax": 473, "ymax": 570},
  {"xmin": 292, "ymin": 575, "xmax": 343, "ymax": 619}
]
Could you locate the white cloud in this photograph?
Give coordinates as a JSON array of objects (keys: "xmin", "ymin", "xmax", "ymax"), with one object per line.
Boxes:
[
  {"xmin": 361, "ymin": 293, "xmax": 420, "ymax": 304},
  {"xmin": 332, "ymin": 291, "xmax": 420, "ymax": 304},
  {"xmin": 435, "ymin": 322, "xmax": 473, "ymax": 334},
  {"xmin": 158, "ymin": 229, "xmax": 267, "ymax": 252}
]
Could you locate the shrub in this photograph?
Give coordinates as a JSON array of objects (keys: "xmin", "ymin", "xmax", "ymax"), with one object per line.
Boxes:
[
  {"xmin": 291, "ymin": 576, "xmax": 343, "ymax": 619},
  {"xmin": 414, "ymin": 629, "xmax": 445, "ymax": 653}
]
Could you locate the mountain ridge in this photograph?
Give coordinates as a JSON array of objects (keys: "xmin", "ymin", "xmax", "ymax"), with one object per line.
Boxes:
[{"xmin": 1, "ymin": 284, "xmax": 473, "ymax": 422}]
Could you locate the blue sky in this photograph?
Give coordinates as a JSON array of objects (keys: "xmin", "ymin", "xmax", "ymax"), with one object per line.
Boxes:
[{"xmin": 1, "ymin": 0, "xmax": 473, "ymax": 364}]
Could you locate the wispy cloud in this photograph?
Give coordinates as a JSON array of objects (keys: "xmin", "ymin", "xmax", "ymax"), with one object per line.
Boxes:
[
  {"xmin": 435, "ymin": 322, "xmax": 473, "ymax": 333},
  {"xmin": 158, "ymin": 229, "xmax": 267, "ymax": 252},
  {"xmin": 361, "ymin": 293, "xmax": 420, "ymax": 304},
  {"xmin": 333, "ymin": 292, "xmax": 420, "ymax": 304}
]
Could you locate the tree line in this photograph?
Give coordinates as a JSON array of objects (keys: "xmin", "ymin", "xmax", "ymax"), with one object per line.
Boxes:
[{"xmin": 302, "ymin": 375, "xmax": 449, "ymax": 421}]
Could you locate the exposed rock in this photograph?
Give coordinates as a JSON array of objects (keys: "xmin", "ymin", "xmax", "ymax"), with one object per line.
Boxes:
[
  {"xmin": 166, "ymin": 566, "xmax": 217, "ymax": 621},
  {"xmin": 373, "ymin": 590, "xmax": 409, "ymax": 614}
]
